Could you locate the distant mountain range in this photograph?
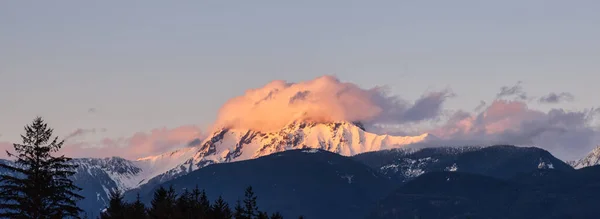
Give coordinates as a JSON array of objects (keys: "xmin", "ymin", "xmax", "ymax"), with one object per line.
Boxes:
[
  {"xmin": 370, "ymin": 166, "xmax": 600, "ymax": 219},
  {"xmin": 1, "ymin": 121, "xmax": 599, "ymax": 218},
  {"xmin": 353, "ymin": 145, "xmax": 574, "ymax": 181}
]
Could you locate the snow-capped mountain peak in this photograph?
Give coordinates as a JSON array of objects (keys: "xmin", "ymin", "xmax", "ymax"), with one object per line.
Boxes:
[
  {"xmin": 130, "ymin": 120, "xmax": 434, "ymax": 188},
  {"xmin": 573, "ymin": 145, "xmax": 600, "ymax": 169},
  {"xmin": 0, "ymin": 120, "xmax": 432, "ymax": 211}
]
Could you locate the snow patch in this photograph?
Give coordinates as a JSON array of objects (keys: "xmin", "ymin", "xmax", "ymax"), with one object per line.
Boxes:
[
  {"xmin": 341, "ymin": 174, "xmax": 354, "ymax": 184},
  {"xmin": 537, "ymin": 159, "xmax": 554, "ymax": 169},
  {"xmin": 303, "ymin": 149, "xmax": 320, "ymax": 153},
  {"xmin": 573, "ymin": 146, "xmax": 600, "ymax": 169},
  {"xmin": 445, "ymin": 163, "xmax": 458, "ymax": 172}
]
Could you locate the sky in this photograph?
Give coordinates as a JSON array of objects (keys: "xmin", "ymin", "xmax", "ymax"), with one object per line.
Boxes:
[{"xmin": 1, "ymin": 1, "xmax": 599, "ymax": 161}]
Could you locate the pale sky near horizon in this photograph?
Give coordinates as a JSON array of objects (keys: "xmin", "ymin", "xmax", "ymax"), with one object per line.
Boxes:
[{"xmin": 1, "ymin": 1, "xmax": 599, "ymax": 159}]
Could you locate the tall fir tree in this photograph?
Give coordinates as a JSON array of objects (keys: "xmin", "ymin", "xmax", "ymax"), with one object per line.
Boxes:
[
  {"xmin": 233, "ymin": 200, "xmax": 245, "ymax": 219},
  {"xmin": 210, "ymin": 196, "xmax": 232, "ymax": 219},
  {"xmin": 175, "ymin": 189, "xmax": 194, "ymax": 219},
  {"xmin": 100, "ymin": 189, "xmax": 127, "ymax": 219},
  {"xmin": 0, "ymin": 117, "xmax": 83, "ymax": 218},
  {"xmin": 242, "ymin": 186, "xmax": 258, "ymax": 219},
  {"xmin": 125, "ymin": 193, "xmax": 147, "ymax": 219},
  {"xmin": 148, "ymin": 185, "xmax": 177, "ymax": 219},
  {"xmin": 198, "ymin": 188, "xmax": 210, "ymax": 216}
]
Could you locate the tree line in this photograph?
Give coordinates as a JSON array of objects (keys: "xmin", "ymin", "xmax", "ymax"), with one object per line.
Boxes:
[
  {"xmin": 0, "ymin": 117, "xmax": 301, "ymax": 219},
  {"xmin": 100, "ymin": 185, "xmax": 300, "ymax": 219}
]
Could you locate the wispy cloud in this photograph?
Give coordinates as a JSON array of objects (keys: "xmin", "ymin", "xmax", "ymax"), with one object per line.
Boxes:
[
  {"xmin": 497, "ymin": 81, "xmax": 528, "ymax": 100},
  {"xmin": 474, "ymin": 100, "xmax": 487, "ymax": 112},
  {"xmin": 539, "ymin": 92, "xmax": 575, "ymax": 104},
  {"xmin": 60, "ymin": 125, "xmax": 204, "ymax": 159},
  {"xmin": 65, "ymin": 128, "xmax": 107, "ymax": 140},
  {"xmin": 0, "ymin": 125, "xmax": 203, "ymax": 160},
  {"xmin": 429, "ymin": 99, "xmax": 599, "ymax": 161}
]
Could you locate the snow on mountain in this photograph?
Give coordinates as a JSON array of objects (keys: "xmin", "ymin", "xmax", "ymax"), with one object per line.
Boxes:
[
  {"xmin": 133, "ymin": 121, "xmax": 433, "ymax": 188},
  {"xmin": 573, "ymin": 145, "xmax": 600, "ymax": 169},
  {"xmin": 72, "ymin": 157, "xmax": 143, "ymax": 191},
  {"xmin": 0, "ymin": 120, "xmax": 432, "ymax": 212}
]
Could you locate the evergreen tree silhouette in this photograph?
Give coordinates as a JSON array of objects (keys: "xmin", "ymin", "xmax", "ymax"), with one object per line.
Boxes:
[
  {"xmin": 175, "ymin": 189, "xmax": 194, "ymax": 219},
  {"xmin": 198, "ymin": 187, "xmax": 210, "ymax": 217},
  {"xmin": 0, "ymin": 117, "xmax": 83, "ymax": 218},
  {"xmin": 242, "ymin": 186, "xmax": 258, "ymax": 219},
  {"xmin": 211, "ymin": 196, "xmax": 232, "ymax": 219},
  {"xmin": 233, "ymin": 200, "xmax": 245, "ymax": 219},
  {"xmin": 270, "ymin": 212, "xmax": 284, "ymax": 219},
  {"xmin": 125, "ymin": 193, "xmax": 147, "ymax": 219},
  {"xmin": 257, "ymin": 211, "xmax": 269, "ymax": 219},
  {"xmin": 100, "ymin": 189, "xmax": 127, "ymax": 219},
  {"xmin": 148, "ymin": 185, "xmax": 176, "ymax": 219}
]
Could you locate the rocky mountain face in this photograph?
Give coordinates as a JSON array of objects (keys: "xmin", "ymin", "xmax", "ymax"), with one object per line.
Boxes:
[
  {"xmin": 572, "ymin": 145, "xmax": 600, "ymax": 169},
  {"xmin": 131, "ymin": 121, "xmax": 432, "ymax": 191}
]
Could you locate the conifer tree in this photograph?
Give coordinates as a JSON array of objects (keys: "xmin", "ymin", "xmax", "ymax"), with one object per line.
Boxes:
[
  {"xmin": 0, "ymin": 117, "xmax": 83, "ymax": 218},
  {"xmin": 242, "ymin": 186, "xmax": 258, "ymax": 219},
  {"xmin": 148, "ymin": 185, "xmax": 176, "ymax": 219},
  {"xmin": 257, "ymin": 211, "xmax": 269, "ymax": 219},
  {"xmin": 100, "ymin": 189, "xmax": 127, "ymax": 219},
  {"xmin": 175, "ymin": 189, "xmax": 194, "ymax": 219},
  {"xmin": 210, "ymin": 196, "xmax": 232, "ymax": 219},
  {"xmin": 270, "ymin": 212, "xmax": 284, "ymax": 219},
  {"xmin": 125, "ymin": 193, "xmax": 147, "ymax": 219},
  {"xmin": 233, "ymin": 200, "xmax": 245, "ymax": 219},
  {"xmin": 189, "ymin": 185, "xmax": 210, "ymax": 218},
  {"xmin": 199, "ymin": 188, "xmax": 210, "ymax": 215}
]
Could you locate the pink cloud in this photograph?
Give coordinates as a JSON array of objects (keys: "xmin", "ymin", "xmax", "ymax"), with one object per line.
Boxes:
[
  {"xmin": 429, "ymin": 100, "xmax": 599, "ymax": 161},
  {"xmin": 0, "ymin": 125, "xmax": 204, "ymax": 160},
  {"xmin": 2, "ymin": 78, "xmax": 597, "ymax": 162},
  {"xmin": 213, "ymin": 75, "xmax": 451, "ymax": 132}
]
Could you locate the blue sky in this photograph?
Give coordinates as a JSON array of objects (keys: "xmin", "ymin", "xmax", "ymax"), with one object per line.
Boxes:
[{"xmin": 1, "ymin": 1, "xmax": 599, "ymax": 159}]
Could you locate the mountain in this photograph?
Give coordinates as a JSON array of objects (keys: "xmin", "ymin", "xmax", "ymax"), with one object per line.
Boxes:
[
  {"xmin": 131, "ymin": 121, "xmax": 432, "ymax": 192},
  {"xmin": 128, "ymin": 149, "xmax": 395, "ymax": 219},
  {"xmin": 0, "ymin": 157, "xmax": 142, "ymax": 217},
  {"xmin": 369, "ymin": 166, "xmax": 600, "ymax": 219},
  {"xmin": 1, "ymin": 121, "xmax": 431, "ymax": 215},
  {"xmin": 572, "ymin": 145, "xmax": 600, "ymax": 169},
  {"xmin": 352, "ymin": 145, "xmax": 574, "ymax": 182}
]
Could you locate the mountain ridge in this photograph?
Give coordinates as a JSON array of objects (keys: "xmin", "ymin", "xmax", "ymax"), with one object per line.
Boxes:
[
  {"xmin": 130, "ymin": 120, "xmax": 434, "ymax": 189},
  {"xmin": 1, "ymin": 120, "xmax": 431, "ymax": 214},
  {"xmin": 572, "ymin": 145, "xmax": 600, "ymax": 169}
]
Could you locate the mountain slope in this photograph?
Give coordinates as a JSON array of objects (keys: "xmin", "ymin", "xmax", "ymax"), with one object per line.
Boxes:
[
  {"xmin": 129, "ymin": 149, "xmax": 395, "ymax": 219},
  {"xmin": 370, "ymin": 166, "xmax": 600, "ymax": 219},
  {"xmin": 0, "ymin": 157, "xmax": 143, "ymax": 216},
  {"xmin": 133, "ymin": 121, "xmax": 432, "ymax": 190},
  {"xmin": 353, "ymin": 145, "xmax": 574, "ymax": 182},
  {"xmin": 0, "ymin": 121, "xmax": 429, "ymax": 215},
  {"xmin": 572, "ymin": 145, "xmax": 600, "ymax": 169}
]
